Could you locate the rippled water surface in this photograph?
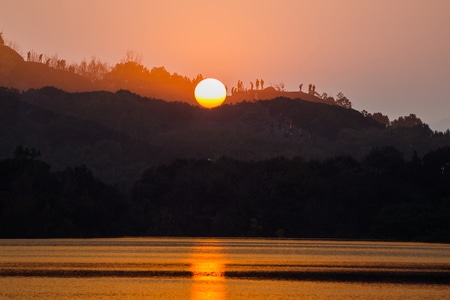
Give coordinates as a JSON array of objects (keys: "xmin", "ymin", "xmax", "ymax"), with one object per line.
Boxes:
[{"xmin": 1, "ymin": 238, "xmax": 450, "ymax": 299}]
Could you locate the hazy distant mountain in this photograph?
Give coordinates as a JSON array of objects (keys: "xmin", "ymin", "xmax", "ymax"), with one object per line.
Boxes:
[{"xmin": 431, "ymin": 117, "xmax": 450, "ymax": 132}]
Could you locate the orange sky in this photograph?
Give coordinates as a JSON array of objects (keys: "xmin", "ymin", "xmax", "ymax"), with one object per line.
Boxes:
[{"xmin": 1, "ymin": 0, "xmax": 450, "ymax": 129}]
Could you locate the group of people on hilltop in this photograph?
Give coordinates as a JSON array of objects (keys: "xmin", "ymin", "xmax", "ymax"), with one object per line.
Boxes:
[
  {"xmin": 233, "ymin": 79, "xmax": 319, "ymax": 96},
  {"xmin": 232, "ymin": 78, "xmax": 265, "ymax": 94},
  {"xmin": 299, "ymin": 83, "xmax": 319, "ymax": 96}
]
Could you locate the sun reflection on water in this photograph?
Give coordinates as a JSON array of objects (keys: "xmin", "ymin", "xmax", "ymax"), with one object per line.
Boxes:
[{"xmin": 190, "ymin": 240, "xmax": 226, "ymax": 300}]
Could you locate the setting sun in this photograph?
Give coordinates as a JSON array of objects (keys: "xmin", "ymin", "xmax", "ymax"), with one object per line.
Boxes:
[{"xmin": 194, "ymin": 78, "xmax": 226, "ymax": 109}]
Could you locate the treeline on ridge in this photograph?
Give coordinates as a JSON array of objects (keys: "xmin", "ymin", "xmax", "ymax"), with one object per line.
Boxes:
[{"xmin": 1, "ymin": 145, "xmax": 449, "ymax": 242}]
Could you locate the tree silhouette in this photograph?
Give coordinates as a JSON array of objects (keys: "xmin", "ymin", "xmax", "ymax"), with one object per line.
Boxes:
[
  {"xmin": 273, "ymin": 82, "xmax": 285, "ymax": 91},
  {"xmin": 107, "ymin": 61, "xmax": 150, "ymax": 86},
  {"xmin": 74, "ymin": 57, "xmax": 110, "ymax": 81},
  {"xmin": 121, "ymin": 50, "xmax": 143, "ymax": 64},
  {"xmin": 335, "ymin": 92, "xmax": 352, "ymax": 109},
  {"xmin": 368, "ymin": 112, "xmax": 390, "ymax": 126},
  {"xmin": 391, "ymin": 114, "xmax": 423, "ymax": 128}
]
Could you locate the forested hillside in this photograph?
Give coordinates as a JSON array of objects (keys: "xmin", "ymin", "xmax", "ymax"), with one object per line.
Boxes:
[
  {"xmin": 1, "ymin": 146, "xmax": 449, "ymax": 242},
  {"xmin": 1, "ymin": 87, "xmax": 449, "ymax": 184}
]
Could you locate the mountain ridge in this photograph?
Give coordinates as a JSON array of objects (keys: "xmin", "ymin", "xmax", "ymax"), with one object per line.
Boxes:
[{"xmin": 1, "ymin": 86, "xmax": 448, "ymax": 185}]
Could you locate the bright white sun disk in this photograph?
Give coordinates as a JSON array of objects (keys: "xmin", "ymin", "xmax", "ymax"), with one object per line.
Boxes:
[{"xmin": 194, "ymin": 78, "xmax": 226, "ymax": 108}]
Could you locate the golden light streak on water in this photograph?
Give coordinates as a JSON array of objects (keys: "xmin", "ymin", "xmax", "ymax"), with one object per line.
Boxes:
[{"xmin": 190, "ymin": 240, "xmax": 226, "ymax": 300}]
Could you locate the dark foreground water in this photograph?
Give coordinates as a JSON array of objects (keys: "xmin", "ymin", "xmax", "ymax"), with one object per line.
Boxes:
[{"xmin": 1, "ymin": 238, "xmax": 449, "ymax": 299}]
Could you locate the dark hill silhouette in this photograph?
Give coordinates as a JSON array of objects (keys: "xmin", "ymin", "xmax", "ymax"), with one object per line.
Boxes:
[
  {"xmin": 1, "ymin": 87, "xmax": 448, "ymax": 184},
  {"xmin": 0, "ymin": 87, "xmax": 166, "ymax": 184}
]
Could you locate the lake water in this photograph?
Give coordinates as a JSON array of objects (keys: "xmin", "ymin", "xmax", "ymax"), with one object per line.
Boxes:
[{"xmin": 1, "ymin": 238, "xmax": 449, "ymax": 299}]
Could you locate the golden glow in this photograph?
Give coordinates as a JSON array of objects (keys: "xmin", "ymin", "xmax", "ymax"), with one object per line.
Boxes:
[
  {"xmin": 190, "ymin": 240, "xmax": 226, "ymax": 300},
  {"xmin": 191, "ymin": 260, "xmax": 225, "ymax": 282},
  {"xmin": 194, "ymin": 78, "xmax": 227, "ymax": 109}
]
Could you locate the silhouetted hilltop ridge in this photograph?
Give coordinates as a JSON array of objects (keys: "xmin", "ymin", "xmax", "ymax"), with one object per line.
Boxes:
[
  {"xmin": 228, "ymin": 86, "xmax": 333, "ymax": 105},
  {"xmin": 0, "ymin": 44, "xmax": 350, "ymax": 108},
  {"xmin": 0, "ymin": 45, "xmax": 94, "ymax": 91},
  {"xmin": 0, "ymin": 44, "xmax": 197, "ymax": 102}
]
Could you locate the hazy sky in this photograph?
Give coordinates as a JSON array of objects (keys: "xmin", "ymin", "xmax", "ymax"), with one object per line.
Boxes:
[{"xmin": 1, "ymin": 0, "xmax": 450, "ymax": 128}]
